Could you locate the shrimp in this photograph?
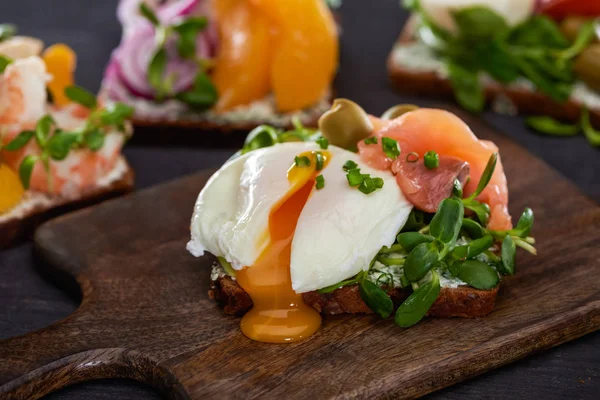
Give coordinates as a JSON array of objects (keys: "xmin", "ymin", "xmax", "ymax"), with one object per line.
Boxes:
[
  {"xmin": 0, "ymin": 57, "xmax": 47, "ymax": 126},
  {"xmin": 1, "ymin": 59, "xmax": 125, "ymax": 198},
  {"xmin": 359, "ymin": 109, "xmax": 512, "ymax": 230}
]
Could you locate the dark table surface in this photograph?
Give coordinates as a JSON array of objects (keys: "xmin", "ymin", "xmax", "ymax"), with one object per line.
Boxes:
[{"xmin": 0, "ymin": 0, "xmax": 598, "ymax": 399}]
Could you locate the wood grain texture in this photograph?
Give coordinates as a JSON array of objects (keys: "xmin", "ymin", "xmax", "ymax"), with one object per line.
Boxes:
[{"xmin": 0, "ymin": 108, "xmax": 599, "ymax": 399}]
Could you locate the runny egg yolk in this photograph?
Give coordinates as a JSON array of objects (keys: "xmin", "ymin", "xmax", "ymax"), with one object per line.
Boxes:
[{"xmin": 236, "ymin": 150, "xmax": 331, "ymax": 343}]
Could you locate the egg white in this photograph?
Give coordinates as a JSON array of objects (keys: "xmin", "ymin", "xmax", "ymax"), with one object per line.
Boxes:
[{"xmin": 187, "ymin": 142, "xmax": 413, "ymax": 292}]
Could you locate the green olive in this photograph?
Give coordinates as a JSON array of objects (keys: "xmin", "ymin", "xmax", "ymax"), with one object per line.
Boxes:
[
  {"xmin": 574, "ymin": 44, "xmax": 600, "ymax": 92},
  {"xmin": 560, "ymin": 16, "xmax": 593, "ymax": 43},
  {"xmin": 380, "ymin": 104, "xmax": 419, "ymax": 120},
  {"xmin": 318, "ymin": 98, "xmax": 373, "ymax": 149}
]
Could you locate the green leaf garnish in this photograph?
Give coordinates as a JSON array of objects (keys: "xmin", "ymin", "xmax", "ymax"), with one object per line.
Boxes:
[
  {"xmin": 35, "ymin": 115, "xmax": 55, "ymax": 146},
  {"xmin": 424, "ymin": 150, "xmax": 439, "ymax": 169},
  {"xmin": 173, "ymin": 17, "xmax": 208, "ymax": 59},
  {"xmin": 429, "ymin": 197, "xmax": 464, "ymax": 245},
  {"xmin": 315, "ymin": 174, "xmax": 325, "ymax": 190},
  {"xmin": 0, "ymin": 54, "xmax": 12, "ymax": 73},
  {"xmin": 364, "ymin": 136, "xmax": 377, "ymax": 145},
  {"xmin": 84, "ymin": 129, "xmax": 105, "ymax": 152},
  {"xmin": 64, "ymin": 85, "xmax": 98, "ymax": 109},
  {"xmin": 175, "ymin": 72, "xmax": 218, "ymax": 110},
  {"xmin": 359, "ymin": 279, "xmax": 393, "ymax": 319},
  {"xmin": 381, "ymin": 137, "xmax": 400, "ymax": 159},
  {"xmin": 346, "ymin": 168, "xmax": 363, "ymax": 186},
  {"xmin": 396, "ymin": 232, "xmax": 434, "ymax": 252},
  {"xmin": 581, "ymin": 108, "xmax": 600, "ymax": 147},
  {"xmin": 513, "ymin": 208, "xmax": 534, "ymax": 238},
  {"xmin": 242, "ymin": 125, "xmax": 279, "ymax": 154},
  {"xmin": 526, "ymin": 116, "xmax": 579, "ymax": 136},
  {"xmin": 395, "ymin": 270, "xmax": 441, "ymax": 328},
  {"xmin": 139, "ymin": 3, "xmax": 160, "ymax": 26},
  {"xmin": 461, "ymin": 218, "xmax": 485, "ymax": 239},
  {"xmin": 147, "ymin": 47, "xmax": 169, "ymax": 97},
  {"xmin": 47, "ymin": 131, "xmax": 80, "ymax": 160},
  {"xmin": 447, "ymin": 60, "xmax": 485, "ymax": 113},
  {"xmin": 451, "ymin": 6, "xmax": 509, "ymax": 40},
  {"xmin": 500, "ymin": 235, "xmax": 516, "ymax": 275},
  {"xmin": 4, "ymin": 130, "xmax": 34, "ymax": 151},
  {"xmin": 19, "ymin": 155, "xmax": 37, "ymax": 189},
  {"xmin": 0, "ymin": 23, "xmax": 16, "ymax": 42},
  {"xmin": 404, "ymin": 241, "xmax": 440, "ymax": 282},
  {"xmin": 470, "ymin": 153, "xmax": 497, "ymax": 199},
  {"xmin": 456, "ymin": 259, "xmax": 499, "ymax": 290},
  {"xmin": 557, "ymin": 20, "xmax": 595, "ymax": 61}
]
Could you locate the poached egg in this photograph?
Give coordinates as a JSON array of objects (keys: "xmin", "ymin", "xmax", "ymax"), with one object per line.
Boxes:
[{"xmin": 188, "ymin": 142, "xmax": 412, "ymax": 342}]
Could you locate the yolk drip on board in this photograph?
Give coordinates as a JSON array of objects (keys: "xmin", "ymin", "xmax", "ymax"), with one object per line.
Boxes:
[{"xmin": 236, "ymin": 151, "xmax": 331, "ymax": 343}]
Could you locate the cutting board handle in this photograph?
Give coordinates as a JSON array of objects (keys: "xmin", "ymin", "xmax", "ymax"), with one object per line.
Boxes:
[{"xmin": 0, "ymin": 315, "xmax": 184, "ymax": 399}]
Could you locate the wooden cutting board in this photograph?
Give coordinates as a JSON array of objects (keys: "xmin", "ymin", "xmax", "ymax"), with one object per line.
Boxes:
[{"xmin": 1, "ymin": 110, "xmax": 599, "ymax": 400}]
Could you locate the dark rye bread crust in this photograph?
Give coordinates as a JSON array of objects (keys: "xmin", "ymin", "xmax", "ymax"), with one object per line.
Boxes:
[
  {"xmin": 388, "ymin": 16, "xmax": 600, "ymax": 127},
  {"xmin": 209, "ymin": 274, "xmax": 499, "ymax": 319},
  {"xmin": 0, "ymin": 158, "xmax": 134, "ymax": 249}
]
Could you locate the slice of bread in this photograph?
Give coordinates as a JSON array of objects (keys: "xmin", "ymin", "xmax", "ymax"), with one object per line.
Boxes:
[
  {"xmin": 388, "ymin": 16, "xmax": 600, "ymax": 127},
  {"xmin": 0, "ymin": 156, "xmax": 134, "ymax": 249},
  {"xmin": 209, "ymin": 274, "xmax": 499, "ymax": 319}
]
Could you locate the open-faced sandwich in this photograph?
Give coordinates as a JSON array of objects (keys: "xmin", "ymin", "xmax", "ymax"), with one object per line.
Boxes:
[
  {"xmin": 100, "ymin": 0, "xmax": 338, "ymax": 131},
  {"xmin": 0, "ymin": 25, "xmax": 135, "ymax": 248},
  {"xmin": 187, "ymin": 99, "xmax": 537, "ymax": 343},
  {"xmin": 389, "ymin": 0, "xmax": 600, "ymax": 146}
]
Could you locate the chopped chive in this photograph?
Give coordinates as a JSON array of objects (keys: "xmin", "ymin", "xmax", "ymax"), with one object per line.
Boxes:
[
  {"xmin": 359, "ymin": 176, "xmax": 377, "ymax": 194},
  {"xmin": 346, "ymin": 169, "xmax": 364, "ymax": 186},
  {"xmin": 343, "ymin": 160, "xmax": 358, "ymax": 172},
  {"xmin": 364, "ymin": 136, "xmax": 378, "ymax": 145},
  {"xmin": 294, "ymin": 155, "xmax": 310, "ymax": 167},
  {"xmin": 316, "ymin": 136, "xmax": 329, "ymax": 149},
  {"xmin": 315, "ymin": 151, "xmax": 324, "ymax": 171},
  {"xmin": 424, "ymin": 150, "xmax": 439, "ymax": 169},
  {"xmin": 406, "ymin": 152, "xmax": 419, "ymax": 163},
  {"xmin": 382, "ymin": 137, "xmax": 400, "ymax": 159},
  {"xmin": 373, "ymin": 177, "xmax": 384, "ymax": 189},
  {"xmin": 315, "ymin": 174, "xmax": 325, "ymax": 190}
]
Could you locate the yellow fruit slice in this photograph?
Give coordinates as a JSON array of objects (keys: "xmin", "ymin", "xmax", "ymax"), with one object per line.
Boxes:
[
  {"xmin": 211, "ymin": 0, "xmax": 272, "ymax": 112},
  {"xmin": 43, "ymin": 44, "xmax": 77, "ymax": 106},
  {"xmin": 251, "ymin": 0, "xmax": 338, "ymax": 112},
  {"xmin": 0, "ymin": 163, "xmax": 24, "ymax": 214}
]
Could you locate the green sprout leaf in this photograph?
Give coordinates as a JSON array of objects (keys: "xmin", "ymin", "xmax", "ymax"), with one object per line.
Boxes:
[
  {"xmin": 242, "ymin": 125, "xmax": 279, "ymax": 154},
  {"xmin": 500, "ymin": 235, "xmax": 516, "ymax": 275},
  {"xmin": 0, "ymin": 54, "xmax": 12, "ymax": 73},
  {"xmin": 513, "ymin": 208, "xmax": 534, "ymax": 238},
  {"xmin": 466, "ymin": 235, "xmax": 494, "ymax": 259},
  {"xmin": 0, "ymin": 23, "xmax": 16, "ymax": 42},
  {"xmin": 175, "ymin": 72, "xmax": 218, "ymax": 110},
  {"xmin": 470, "ymin": 153, "xmax": 497, "ymax": 199},
  {"xmin": 581, "ymin": 108, "xmax": 600, "ymax": 147},
  {"xmin": 461, "ymin": 218, "xmax": 485, "ymax": 239},
  {"xmin": 359, "ymin": 279, "xmax": 393, "ymax": 319},
  {"xmin": 47, "ymin": 131, "xmax": 80, "ymax": 160},
  {"xmin": 4, "ymin": 130, "xmax": 34, "ymax": 151},
  {"xmin": 148, "ymin": 47, "xmax": 168, "ymax": 96},
  {"xmin": 35, "ymin": 115, "xmax": 55, "ymax": 146},
  {"xmin": 447, "ymin": 60, "xmax": 485, "ymax": 113},
  {"xmin": 404, "ymin": 241, "xmax": 440, "ymax": 282},
  {"xmin": 557, "ymin": 20, "xmax": 595, "ymax": 61},
  {"xmin": 457, "ymin": 259, "xmax": 499, "ymax": 290},
  {"xmin": 451, "ymin": 6, "xmax": 509, "ymax": 40},
  {"xmin": 139, "ymin": 3, "xmax": 160, "ymax": 26},
  {"xmin": 526, "ymin": 116, "xmax": 579, "ymax": 136},
  {"xmin": 64, "ymin": 85, "xmax": 98, "ymax": 109},
  {"xmin": 395, "ymin": 270, "xmax": 441, "ymax": 328},
  {"xmin": 430, "ymin": 197, "xmax": 464, "ymax": 244},
  {"xmin": 19, "ymin": 155, "xmax": 38, "ymax": 189},
  {"xmin": 173, "ymin": 17, "xmax": 208, "ymax": 59},
  {"xmin": 84, "ymin": 129, "xmax": 105, "ymax": 152},
  {"xmin": 99, "ymin": 102, "xmax": 135, "ymax": 127},
  {"xmin": 396, "ymin": 232, "xmax": 434, "ymax": 252},
  {"xmin": 463, "ymin": 199, "xmax": 490, "ymax": 226}
]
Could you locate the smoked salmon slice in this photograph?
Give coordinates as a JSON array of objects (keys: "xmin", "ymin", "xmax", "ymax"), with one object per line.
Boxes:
[{"xmin": 359, "ymin": 109, "xmax": 512, "ymax": 230}]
